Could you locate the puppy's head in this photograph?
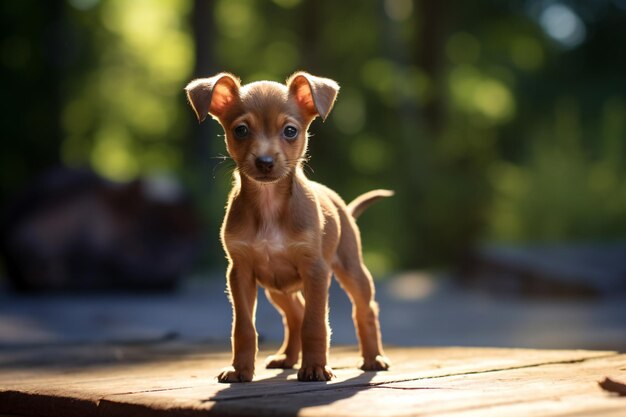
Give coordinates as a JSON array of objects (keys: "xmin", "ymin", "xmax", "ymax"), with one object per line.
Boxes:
[{"xmin": 185, "ymin": 72, "xmax": 339, "ymax": 183}]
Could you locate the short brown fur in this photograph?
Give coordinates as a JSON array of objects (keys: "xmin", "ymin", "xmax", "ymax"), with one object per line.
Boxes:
[{"xmin": 185, "ymin": 72, "xmax": 391, "ymax": 382}]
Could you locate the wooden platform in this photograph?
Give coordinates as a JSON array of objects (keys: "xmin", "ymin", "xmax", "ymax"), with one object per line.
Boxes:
[{"xmin": 0, "ymin": 343, "xmax": 624, "ymax": 416}]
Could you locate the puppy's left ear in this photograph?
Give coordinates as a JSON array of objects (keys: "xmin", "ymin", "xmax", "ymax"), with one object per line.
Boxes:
[
  {"xmin": 287, "ymin": 72, "xmax": 339, "ymax": 121},
  {"xmin": 185, "ymin": 73, "xmax": 241, "ymax": 122}
]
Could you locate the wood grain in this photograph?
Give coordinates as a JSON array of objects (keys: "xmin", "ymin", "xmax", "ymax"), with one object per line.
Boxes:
[{"xmin": 0, "ymin": 343, "xmax": 623, "ymax": 417}]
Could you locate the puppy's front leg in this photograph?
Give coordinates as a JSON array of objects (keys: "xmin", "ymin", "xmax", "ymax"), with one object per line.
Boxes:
[
  {"xmin": 218, "ymin": 264, "xmax": 258, "ymax": 383},
  {"xmin": 298, "ymin": 262, "xmax": 335, "ymax": 382}
]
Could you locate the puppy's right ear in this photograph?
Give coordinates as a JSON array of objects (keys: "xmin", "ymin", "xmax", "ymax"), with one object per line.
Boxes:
[
  {"xmin": 185, "ymin": 73, "xmax": 241, "ymax": 122},
  {"xmin": 287, "ymin": 72, "xmax": 339, "ymax": 121}
]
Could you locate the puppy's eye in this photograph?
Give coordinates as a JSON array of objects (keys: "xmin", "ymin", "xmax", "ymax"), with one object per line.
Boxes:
[
  {"xmin": 283, "ymin": 125, "xmax": 298, "ymax": 139},
  {"xmin": 233, "ymin": 124, "xmax": 249, "ymax": 139}
]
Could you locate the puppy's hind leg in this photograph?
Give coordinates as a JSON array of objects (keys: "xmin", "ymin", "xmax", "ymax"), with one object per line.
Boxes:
[
  {"xmin": 333, "ymin": 260, "xmax": 390, "ymax": 371},
  {"xmin": 264, "ymin": 289, "xmax": 304, "ymax": 369}
]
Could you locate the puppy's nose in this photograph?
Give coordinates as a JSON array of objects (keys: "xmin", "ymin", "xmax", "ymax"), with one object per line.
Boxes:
[{"xmin": 255, "ymin": 156, "xmax": 274, "ymax": 174}]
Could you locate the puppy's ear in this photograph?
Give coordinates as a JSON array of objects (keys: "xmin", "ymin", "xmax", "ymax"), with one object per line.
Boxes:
[
  {"xmin": 287, "ymin": 72, "xmax": 339, "ymax": 121},
  {"xmin": 185, "ymin": 73, "xmax": 241, "ymax": 122}
]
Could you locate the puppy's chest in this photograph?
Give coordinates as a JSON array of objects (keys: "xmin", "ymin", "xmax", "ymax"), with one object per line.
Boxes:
[{"xmin": 228, "ymin": 222, "xmax": 303, "ymax": 291}]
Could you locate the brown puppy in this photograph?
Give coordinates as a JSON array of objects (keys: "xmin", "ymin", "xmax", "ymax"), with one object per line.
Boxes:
[{"xmin": 185, "ymin": 72, "xmax": 391, "ymax": 382}]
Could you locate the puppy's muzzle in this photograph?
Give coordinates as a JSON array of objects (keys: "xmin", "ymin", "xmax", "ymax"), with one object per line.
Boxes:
[{"xmin": 255, "ymin": 156, "xmax": 274, "ymax": 174}]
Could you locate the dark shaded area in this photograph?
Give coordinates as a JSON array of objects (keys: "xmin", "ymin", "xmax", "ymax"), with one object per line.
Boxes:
[
  {"xmin": 599, "ymin": 377, "xmax": 626, "ymax": 396},
  {"xmin": 0, "ymin": 168, "xmax": 200, "ymax": 291},
  {"xmin": 463, "ymin": 243, "xmax": 626, "ymax": 298}
]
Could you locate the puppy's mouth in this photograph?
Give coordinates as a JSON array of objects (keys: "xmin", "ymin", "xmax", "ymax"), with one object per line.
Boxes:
[
  {"xmin": 240, "ymin": 167, "xmax": 288, "ymax": 183},
  {"xmin": 252, "ymin": 174, "xmax": 282, "ymax": 183}
]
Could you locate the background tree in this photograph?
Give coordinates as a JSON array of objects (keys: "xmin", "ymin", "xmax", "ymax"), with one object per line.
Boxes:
[{"xmin": 1, "ymin": 0, "xmax": 625, "ymax": 278}]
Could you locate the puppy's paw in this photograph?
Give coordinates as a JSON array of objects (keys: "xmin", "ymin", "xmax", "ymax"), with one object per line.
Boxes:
[
  {"xmin": 217, "ymin": 366, "xmax": 254, "ymax": 383},
  {"xmin": 359, "ymin": 355, "xmax": 391, "ymax": 371},
  {"xmin": 265, "ymin": 354, "xmax": 298, "ymax": 369},
  {"xmin": 297, "ymin": 364, "xmax": 335, "ymax": 382}
]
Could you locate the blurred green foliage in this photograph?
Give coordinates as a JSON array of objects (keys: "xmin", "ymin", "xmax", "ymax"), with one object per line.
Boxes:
[{"xmin": 1, "ymin": 0, "xmax": 625, "ymax": 276}]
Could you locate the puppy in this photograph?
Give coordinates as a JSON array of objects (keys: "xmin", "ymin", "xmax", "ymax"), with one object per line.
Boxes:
[{"xmin": 185, "ymin": 72, "xmax": 391, "ymax": 382}]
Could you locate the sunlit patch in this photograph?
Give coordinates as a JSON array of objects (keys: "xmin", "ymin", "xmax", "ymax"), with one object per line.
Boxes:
[
  {"xmin": 363, "ymin": 250, "xmax": 392, "ymax": 277},
  {"xmin": 384, "ymin": 0, "xmax": 413, "ymax": 21},
  {"xmin": 539, "ymin": 3, "xmax": 586, "ymax": 49},
  {"xmin": 449, "ymin": 66, "xmax": 515, "ymax": 123},
  {"xmin": 91, "ymin": 126, "xmax": 138, "ymax": 181},
  {"xmin": 473, "ymin": 79, "xmax": 515, "ymax": 121},
  {"xmin": 150, "ymin": 32, "xmax": 194, "ymax": 86},
  {"xmin": 388, "ymin": 271, "xmax": 436, "ymax": 301},
  {"xmin": 60, "ymin": 0, "xmax": 191, "ymax": 176}
]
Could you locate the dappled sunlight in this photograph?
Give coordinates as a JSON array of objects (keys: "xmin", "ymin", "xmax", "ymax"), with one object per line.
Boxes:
[
  {"xmin": 2, "ymin": 0, "xmax": 626, "ymax": 277},
  {"xmin": 383, "ymin": 0, "xmax": 413, "ymax": 22},
  {"xmin": 487, "ymin": 95, "xmax": 626, "ymax": 242},
  {"xmin": 60, "ymin": 0, "xmax": 193, "ymax": 182},
  {"xmin": 362, "ymin": 250, "xmax": 393, "ymax": 278},
  {"xmin": 387, "ymin": 271, "xmax": 436, "ymax": 301},
  {"xmin": 539, "ymin": 2, "xmax": 586, "ymax": 49},
  {"xmin": 91, "ymin": 125, "xmax": 138, "ymax": 181},
  {"xmin": 449, "ymin": 65, "xmax": 515, "ymax": 124},
  {"xmin": 2, "ymin": 5, "xmax": 626, "ymax": 416}
]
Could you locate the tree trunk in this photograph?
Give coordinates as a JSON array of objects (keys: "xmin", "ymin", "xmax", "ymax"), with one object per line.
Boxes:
[{"xmin": 415, "ymin": 0, "xmax": 447, "ymax": 134}]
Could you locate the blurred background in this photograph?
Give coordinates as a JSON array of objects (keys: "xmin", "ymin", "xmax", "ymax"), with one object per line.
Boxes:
[{"xmin": 0, "ymin": 0, "xmax": 625, "ymax": 350}]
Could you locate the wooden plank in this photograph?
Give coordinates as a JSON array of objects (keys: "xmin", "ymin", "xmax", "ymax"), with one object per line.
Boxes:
[
  {"xmin": 0, "ymin": 345, "xmax": 621, "ymax": 417},
  {"xmin": 0, "ymin": 346, "xmax": 612, "ymax": 397},
  {"xmin": 97, "ymin": 353, "xmax": 623, "ymax": 417},
  {"xmin": 373, "ymin": 354, "xmax": 626, "ymax": 417}
]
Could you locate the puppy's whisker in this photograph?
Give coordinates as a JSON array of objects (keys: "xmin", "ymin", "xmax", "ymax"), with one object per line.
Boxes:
[
  {"xmin": 220, "ymin": 163, "xmax": 238, "ymax": 180},
  {"xmin": 290, "ymin": 155, "xmax": 314, "ymax": 175},
  {"xmin": 209, "ymin": 154, "xmax": 236, "ymax": 179},
  {"xmin": 209, "ymin": 153, "xmax": 232, "ymax": 161},
  {"xmin": 302, "ymin": 162, "xmax": 315, "ymax": 176}
]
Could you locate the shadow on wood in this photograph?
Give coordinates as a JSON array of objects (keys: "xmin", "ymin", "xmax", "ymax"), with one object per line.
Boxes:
[{"xmin": 205, "ymin": 368, "xmax": 380, "ymax": 415}]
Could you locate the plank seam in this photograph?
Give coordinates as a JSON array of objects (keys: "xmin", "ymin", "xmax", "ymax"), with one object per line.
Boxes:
[{"xmin": 164, "ymin": 352, "xmax": 620, "ymax": 403}]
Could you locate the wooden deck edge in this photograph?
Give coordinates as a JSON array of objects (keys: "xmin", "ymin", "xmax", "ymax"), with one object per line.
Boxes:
[
  {"xmin": 0, "ymin": 348, "xmax": 622, "ymax": 417},
  {"xmin": 0, "ymin": 391, "xmax": 98, "ymax": 417}
]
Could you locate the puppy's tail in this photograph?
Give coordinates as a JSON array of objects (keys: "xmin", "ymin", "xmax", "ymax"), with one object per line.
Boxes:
[{"xmin": 347, "ymin": 189, "xmax": 394, "ymax": 219}]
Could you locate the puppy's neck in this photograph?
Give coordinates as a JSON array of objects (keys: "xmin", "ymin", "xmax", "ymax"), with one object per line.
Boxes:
[{"xmin": 238, "ymin": 168, "xmax": 301, "ymax": 220}]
